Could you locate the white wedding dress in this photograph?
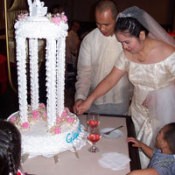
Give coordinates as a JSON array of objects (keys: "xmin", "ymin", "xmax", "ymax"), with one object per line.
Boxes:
[{"xmin": 115, "ymin": 51, "xmax": 175, "ymax": 168}]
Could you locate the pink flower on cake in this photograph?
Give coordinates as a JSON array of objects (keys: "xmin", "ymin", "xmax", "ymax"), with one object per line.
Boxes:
[
  {"xmin": 67, "ymin": 117, "xmax": 75, "ymax": 123},
  {"xmin": 51, "ymin": 16, "xmax": 61, "ymax": 25},
  {"xmin": 42, "ymin": 111, "xmax": 47, "ymax": 120},
  {"xmin": 61, "ymin": 14, "xmax": 68, "ymax": 22},
  {"xmin": 54, "ymin": 127, "xmax": 61, "ymax": 134},
  {"xmin": 32, "ymin": 110, "xmax": 40, "ymax": 120},
  {"xmin": 65, "ymin": 107, "xmax": 70, "ymax": 112},
  {"xmin": 39, "ymin": 103, "xmax": 45, "ymax": 109},
  {"xmin": 9, "ymin": 116, "xmax": 17, "ymax": 123},
  {"xmin": 61, "ymin": 109, "xmax": 68, "ymax": 117},
  {"xmin": 51, "ymin": 12, "xmax": 67, "ymax": 25},
  {"xmin": 21, "ymin": 122, "xmax": 30, "ymax": 129},
  {"xmin": 56, "ymin": 117, "xmax": 62, "ymax": 124}
]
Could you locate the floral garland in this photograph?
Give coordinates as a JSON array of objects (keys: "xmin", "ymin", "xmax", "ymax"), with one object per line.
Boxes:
[
  {"xmin": 17, "ymin": 11, "xmax": 68, "ymax": 25},
  {"xmin": 9, "ymin": 104, "xmax": 76, "ymax": 135},
  {"xmin": 48, "ymin": 12, "xmax": 68, "ymax": 25}
]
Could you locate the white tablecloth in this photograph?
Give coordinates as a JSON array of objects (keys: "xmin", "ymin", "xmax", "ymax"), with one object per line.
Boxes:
[{"xmin": 22, "ymin": 115, "xmax": 130, "ymax": 175}]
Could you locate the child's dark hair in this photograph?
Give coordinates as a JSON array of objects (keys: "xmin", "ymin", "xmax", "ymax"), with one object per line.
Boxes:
[
  {"xmin": 115, "ymin": 17, "xmax": 149, "ymax": 38},
  {"xmin": 163, "ymin": 122, "xmax": 175, "ymax": 154},
  {"xmin": 0, "ymin": 120, "xmax": 21, "ymax": 175}
]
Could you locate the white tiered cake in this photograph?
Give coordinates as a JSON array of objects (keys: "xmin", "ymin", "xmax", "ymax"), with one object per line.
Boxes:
[{"xmin": 8, "ymin": 0, "xmax": 86, "ymax": 158}]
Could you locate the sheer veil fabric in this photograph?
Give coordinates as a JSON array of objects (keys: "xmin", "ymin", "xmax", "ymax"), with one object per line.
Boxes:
[
  {"xmin": 117, "ymin": 6, "xmax": 175, "ymax": 47},
  {"xmin": 144, "ymin": 85, "xmax": 175, "ymax": 140}
]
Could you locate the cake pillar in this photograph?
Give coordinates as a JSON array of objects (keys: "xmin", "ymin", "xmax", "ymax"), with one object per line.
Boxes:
[
  {"xmin": 46, "ymin": 39, "xmax": 57, "ymax": 129},
  {"xmin": 56, "ymin": 37, "xmax": 65, "ymax": 116},
  {"xmin": 29, "ymin": 39, "xmax": 39, "ymax": 110},
  {"xmin": 16, "ymin": 37, "xmax": 28, "ymax": 123}
]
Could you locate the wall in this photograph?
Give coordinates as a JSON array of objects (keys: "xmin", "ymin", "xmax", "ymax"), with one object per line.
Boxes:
[
  {"xmin": 1, "ymin": 0, "xmax": 175, "ymax": 30},
  {"xmin": 0, "ymin": 0, "xmax": 5, "ymax": 30},
  {"xmin": 44, "ymin": 0, "xmax": 175, "ymax": 30}
]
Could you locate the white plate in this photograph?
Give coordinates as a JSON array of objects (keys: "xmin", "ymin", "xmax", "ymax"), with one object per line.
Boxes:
[{"xmin": 100, "ymin": 128, "xmax": 123, "ymax": 138}]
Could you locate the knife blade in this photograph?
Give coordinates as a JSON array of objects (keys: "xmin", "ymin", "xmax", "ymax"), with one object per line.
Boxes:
[{"xmin": 72, "ymin": 144, "xmax": 79, "ymax": 159}]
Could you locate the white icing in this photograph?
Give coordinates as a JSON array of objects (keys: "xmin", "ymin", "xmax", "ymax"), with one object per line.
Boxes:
[
  {"xmin": 56, "ymin": 38, "xmax": 65, "ymax": 116},
  {"xmin": 16, "ymin": 37, "xmax": 28, "ymax": 123},
  {"xmin": 45, "ymin": 39, "xmax": 57, "ymax": 128},
  {"xmin": 27, "ymin": 0, "xmax": 47, "ymax": 17},
  {"xmin": 15, "ymin": 19, "xmax": 68, "ymax": 39},
  {"xmin": 29, "ymin": 39, "xmax": 39, "ymax": 110},
  {"xmin": 8, "ymin": 112, "xmax": 86, "ymax": 158},
  {"xmin": 15, "ymin": 12, "xmax": 68, "ymax": 129},
  {"xmin": 11, "ymin": 0, "xmax": 86, "ymax": 158}
]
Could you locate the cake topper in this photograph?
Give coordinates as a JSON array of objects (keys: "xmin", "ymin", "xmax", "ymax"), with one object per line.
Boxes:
[{"xmin": 27, "ymin": 0, "xmax": 48, "ymax": 17}]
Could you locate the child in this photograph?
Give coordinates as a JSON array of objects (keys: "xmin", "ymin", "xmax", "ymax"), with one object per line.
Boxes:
[
  {"xmin": 0, "ymin": 120, "xmax": 24, "ymax": 175},
  {"xmin": 127, "ymin": 123, "xmax": 175, "ymax": 175}
]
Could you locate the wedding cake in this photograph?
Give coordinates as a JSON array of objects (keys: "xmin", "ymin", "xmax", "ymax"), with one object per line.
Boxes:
[{"xmin": 8, "ymin": 0, "xmax": 86, "ymax": 158}]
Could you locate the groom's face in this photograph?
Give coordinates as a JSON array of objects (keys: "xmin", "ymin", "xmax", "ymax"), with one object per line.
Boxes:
[{"xmin": 95, "ymin": 9, "xmax": 116, "ymax": 36}]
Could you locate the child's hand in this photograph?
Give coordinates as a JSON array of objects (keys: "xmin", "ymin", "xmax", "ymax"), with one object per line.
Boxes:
[
  {"xmin": 127, "ymin": 137, "xmax": 143, "ymax": 148},
  {"xmin": 127, "ymin": 170, "xmax": 140, "ymax": 175}
]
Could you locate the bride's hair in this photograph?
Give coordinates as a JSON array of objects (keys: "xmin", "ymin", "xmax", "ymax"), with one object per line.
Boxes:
[
  {"xmin": 115, "ymin": 17, "xmax": 149, "ymax": 38},
  {"xmin": 0, "ymin": 120, "xmax": 21, "ymax": 175},
  {"xmin": 116, "ymin": 6, "xmax": 175, "ymax": 47}
]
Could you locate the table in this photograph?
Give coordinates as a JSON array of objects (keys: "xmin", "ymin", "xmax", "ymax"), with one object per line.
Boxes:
[{"xmin": 23, "ymin": 115, "xmax": 140, "ymax": 175}]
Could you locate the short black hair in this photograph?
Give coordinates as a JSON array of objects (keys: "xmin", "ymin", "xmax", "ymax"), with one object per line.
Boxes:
[
  {"xmin": 95, "ymin": 0, "xmax": 118, "ymax": 20},
  {"xmin": 163, "ymin": 122, "xmax": 175, "ymax": 154}
]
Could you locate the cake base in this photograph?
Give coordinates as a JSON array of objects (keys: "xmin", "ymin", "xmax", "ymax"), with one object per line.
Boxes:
[{"xmin": 8, "ymin": 112, "xmax": 86, "ymax": 158}]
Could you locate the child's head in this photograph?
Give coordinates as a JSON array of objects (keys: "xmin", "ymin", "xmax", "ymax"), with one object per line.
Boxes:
[
  {"xmin": 156, "ymin": 123, "xmax": 175, "ymax": 154},
  {"xmin": 0, "ymin": 120, "xmax": 21, "ymax": 175}
]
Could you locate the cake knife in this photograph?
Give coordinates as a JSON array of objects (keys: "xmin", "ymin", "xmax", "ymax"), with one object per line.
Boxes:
[
  {"xmin": 72, "ymin": 144, "xmax": 79, "ymax": 159},
  {"xmin": 102, "ymin": 125, "xmax": 124, "ymax": 135}
]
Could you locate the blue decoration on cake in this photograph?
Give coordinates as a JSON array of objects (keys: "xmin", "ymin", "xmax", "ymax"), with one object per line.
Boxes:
[{"xmin": 66, "ymin": 124, "xmax": 82, "ymax": 143}]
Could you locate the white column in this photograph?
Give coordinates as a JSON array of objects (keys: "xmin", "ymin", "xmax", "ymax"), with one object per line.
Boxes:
[
  {"xmin": 56, "ymin": 37, "xmax": 66, "ymax": 117},
  {"xmin": 29, "ymin": 38, "xmax": 39, "ymax": 110},
  {"xmin": 46, "ymin": 39, "xmax": 57, "ymax": 129},
  {"xmin": 16, "ymin": 37, "xmax": 28, "ymax": 123}
]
